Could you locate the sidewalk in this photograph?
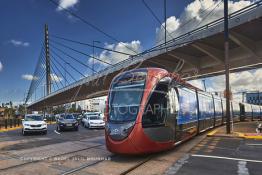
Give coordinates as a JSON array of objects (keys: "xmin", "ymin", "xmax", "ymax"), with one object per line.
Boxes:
[{"xmin": 207, "ymin": 121, "xmax": 262, "ymax": 140}]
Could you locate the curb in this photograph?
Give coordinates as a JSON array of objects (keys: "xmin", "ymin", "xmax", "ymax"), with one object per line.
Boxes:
[
  {"xmin": 207, "ymin": 130, "xmax": 262, "ymax": 140},
  {"xmin": 0, "ymin": 122, "xmax": 56, "ymax": 133}
]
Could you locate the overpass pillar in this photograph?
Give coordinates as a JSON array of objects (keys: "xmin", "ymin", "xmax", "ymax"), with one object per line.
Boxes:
[
  {"xmin": 224, "ymin": 0, "xmax": 231, "ymax": 134},
  {"xmin": 45, "ymin": 24, "xmax": 51, "ymax": 96}
]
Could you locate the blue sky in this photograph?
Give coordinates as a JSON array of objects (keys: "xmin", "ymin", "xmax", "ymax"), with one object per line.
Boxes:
[
  {"xmin": 0, "ymin": 0, "xmax": 193, "ymax": 104},
  {"xmin": 0, "ymin": 0, "xmax": 259, "ymax": 105}
]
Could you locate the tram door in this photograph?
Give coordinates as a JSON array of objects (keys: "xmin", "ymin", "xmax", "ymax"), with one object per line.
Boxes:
[
  {"xmin": 142, "ymin": 81, "xmax": 175, "ymax": 142},
  {"xmin": 166, "ymin": 87, "xmax": 179, "ymax": 142}
]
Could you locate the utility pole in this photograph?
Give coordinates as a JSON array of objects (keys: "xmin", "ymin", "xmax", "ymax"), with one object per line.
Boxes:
[
  {"xmin": 164, "ymin": 0, "xmax": 167, "ymax": 46},
  {"xmin": 64, "ymin": 62, "xmax": 69, "ymax": 86},
  {"xmin": 44, "ymin": 24, "xmax": 51, "ymax": 96},
  {"xmin": 224, "ymin": 0, "xmax": 231, "ymax": 134},
  {"xmin": 92, "ymin": 41, "xmax": 100, "ymax": 75}
]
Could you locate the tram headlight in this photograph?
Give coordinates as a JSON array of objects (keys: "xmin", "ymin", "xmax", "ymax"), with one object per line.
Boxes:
[
  {"xmin": 121, "ymin": 121, "xmax": 135, "ymax": 137},
  {"xmin": 106, "ymin": 121, "xmax": 135, "ymax": 141}
]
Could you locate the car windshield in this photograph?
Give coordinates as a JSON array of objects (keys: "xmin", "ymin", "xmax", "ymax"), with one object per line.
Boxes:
[
  {"xmin": 89, "ymin": 115, "xmax": 102, "ymax": 120},
  {"xmin": 25, "ymin": 115, "xmax": 43, "ymax": 121},
  {"xmin": 63, "ymin": 115, "xmax": 74, "ymax": 120},
  {"xmin": 109, "ymin": 71, "xmax": 146, "ymax": 122}
]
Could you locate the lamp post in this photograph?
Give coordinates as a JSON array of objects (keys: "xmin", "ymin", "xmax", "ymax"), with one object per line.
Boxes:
[
  {"xmin": 92, "ymin": 41, "xmax": 101, "ymax": 75},
  {"xmin": 224, "ymin": 0, "xmax": 231, "ymax": 134},
  {"xmin": 64, "ymin": 62, "xmax": 69, "ymax": 87}
]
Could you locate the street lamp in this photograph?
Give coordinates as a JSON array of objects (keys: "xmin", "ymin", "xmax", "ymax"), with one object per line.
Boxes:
[
  {"xmin": 64, "ymin": 62, "xmax": 69, "ymax": 86},
  {"xmin": 92, "ymin": 41, "xmax": 101, "ymax": 75}
]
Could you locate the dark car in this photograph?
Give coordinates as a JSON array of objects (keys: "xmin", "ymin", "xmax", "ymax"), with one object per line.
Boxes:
[
  {"xmin": 72, "ymin": 113, "xmax": 82, "ymax": 123},
  {"xmin": 56, "ymin": 114, "xmax": 79, "ymax": 131}
]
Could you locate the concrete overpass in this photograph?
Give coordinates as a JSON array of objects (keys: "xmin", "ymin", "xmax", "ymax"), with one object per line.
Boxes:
[{"xmin": 28, "ymin": 1, "xmax": 262, "ymax": 110}]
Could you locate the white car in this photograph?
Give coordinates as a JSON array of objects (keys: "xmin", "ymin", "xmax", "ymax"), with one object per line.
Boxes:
[
  {"xmin": 82, "ymin": 114, "xmax": 105, "ymax": 129},
  {"xmin": 22, "ymin": 114, "xmax": 47, "ymax": 135}
]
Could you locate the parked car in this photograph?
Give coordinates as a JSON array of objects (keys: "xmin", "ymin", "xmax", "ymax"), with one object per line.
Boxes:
[
  {"xmin": 82, "ymin": 113, "xmax": 105, "ymax": 129},
  {"xmin": 56, "ymin": 114, "xmax": 79, "ymax": 131},
  {"xmin": 22, "ymin": 114, "xmax": 47, "ymax": 135},
  {"xmin": 72, "ymin": 113, "xmax": 82, "ymax": 123}
]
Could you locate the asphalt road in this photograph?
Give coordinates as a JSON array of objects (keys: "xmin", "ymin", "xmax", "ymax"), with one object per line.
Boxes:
[
  {"xmin": 165, "ymin": 136, "xmax": 262, "ymax": 175},
  {"xmin": 0, "ymin": 123, "xmax": 105, "ymax": 151}
]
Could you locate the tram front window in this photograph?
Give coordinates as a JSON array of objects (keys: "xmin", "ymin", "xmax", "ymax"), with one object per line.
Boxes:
[{"xmin": 109, "ymin": 84, "xmax": 144, "ymax": 122}]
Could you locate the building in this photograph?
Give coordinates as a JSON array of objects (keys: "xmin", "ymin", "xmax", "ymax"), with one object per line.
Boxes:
[
  {"xmin": 246, "ymin": 92, "xmax": 262, "ymax": 105},
  {"xmin": 74, "ymin": 96, "xmax": 107, "ymax": 112},
  {"xmin": 86, "ymin": 97, "xmax": 106, "ymax": 112}
]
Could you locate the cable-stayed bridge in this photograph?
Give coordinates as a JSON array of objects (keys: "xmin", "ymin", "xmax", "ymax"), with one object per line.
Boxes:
[{"xmin": 26, "ymin": 1, "xmax": 262, "ymax": 110}]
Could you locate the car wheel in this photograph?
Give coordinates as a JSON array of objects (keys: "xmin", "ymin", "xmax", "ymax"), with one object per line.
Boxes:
[
  {"xmin": 22, "ymin": 129, "xmax": 26, "ymax": 136},
  {"xmin": 75, "ymin": 127, "xmax": 79, "ymax": 131},
  {"xmin": 44, "ymin": 130, "xmax": 47, "ymax": 135}
]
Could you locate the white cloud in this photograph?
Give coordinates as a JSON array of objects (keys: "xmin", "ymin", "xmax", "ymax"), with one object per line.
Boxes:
[
  {"xmin": 22, "ymin": 74, "xmax": 38, "ymax": 81},
  {"xmin": 57, "ymin": 0, "xmax": 79, "ymax": 11},
  {"xmin": 189, "ymin": 79, "xmax": 205, "ymax": 90},
  {"xmin": 51, "ymin": 73, "xmax": 63, "ymax": 82},
  {"xmin": 0, "ymin": 61, "xmax": 3, "ymax": 72},
  {"xmin": 10, "ymin": 39, "xmax": 30, "ymax": 47},
  {"xmin": 201, "ymin": 68, "xmax": 262, "ymax": 101},
  {"xmin": 156, "ymin": 0, "xmax": 253, "ymax": 44},
  {"xmin": 90, "ymin": 40, "xmax": 142, "ymax": 66}
]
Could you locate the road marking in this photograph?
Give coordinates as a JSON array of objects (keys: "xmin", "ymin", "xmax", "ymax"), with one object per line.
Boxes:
[
  {"xmin": 54, "ymin": 130, "xmax": 61, "ymax": 135},
  {"xmin": 191, "ymin": 154, "xmax": 262, "ymax": 163},
  {"xmin": 165, "ymin": 154, "xmax": 189, "ymax": 175},
  {"xmin": 238, "ymin": 161, "xmax": 249, "ymax": 175},
  {"xmin": 207, "ymin": 129, "xmax": 218, "ymax": 136}
]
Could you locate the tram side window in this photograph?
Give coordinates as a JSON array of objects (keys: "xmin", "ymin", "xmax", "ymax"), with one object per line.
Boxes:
[
  {"xmin": 177, "ymin": 88, "xmax": 198, "ymax": 124},
  {"xmin": 198, "ymin": 94, "xmax": 214, "ymax": 120},
  {"xmin": 214, "ymin": 99, "xmax": 222, "ymax": 118},
  {"xmin": 142, "ymin": 83, "xmax": 168, "ymax": 127}
]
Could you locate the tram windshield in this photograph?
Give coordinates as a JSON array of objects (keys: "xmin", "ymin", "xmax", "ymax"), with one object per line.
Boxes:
[{"xmin": 109, "ymin": 71, "xmax": 147, "ymax": 122}]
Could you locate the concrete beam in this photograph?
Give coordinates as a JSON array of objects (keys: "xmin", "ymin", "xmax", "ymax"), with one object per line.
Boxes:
[
  {"xmin": 229, "ymin": 31, "xmax": 261, "ymax": 59},
  {"xmin": 192, "ymin": 43, "xmax": 224, "ymax": 63},
  {"xmin": 168, "ymin": 52, "xmax": 200, "ymax": 70}
]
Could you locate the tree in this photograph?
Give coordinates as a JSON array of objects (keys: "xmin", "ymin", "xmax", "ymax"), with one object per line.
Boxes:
[
  {"xmin": 77, "ymin": 105, "xmax": 82, "ymax": 113},
  {"xmin": 18, "ymin": 105, "xmax": 26, "ymax": 115},
  {"xmin": 53, "ymin": 105, "xmax": 66, "ymax": 114}
]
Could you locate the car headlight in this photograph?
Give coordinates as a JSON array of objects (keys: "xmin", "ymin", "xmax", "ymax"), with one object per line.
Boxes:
[
  {"xmin": 42, "ymin": 123, "xmax": 47, "ymax": 127},
  {"xmin": 24, "ymin": 124, "xmax": 30, "ymax": 126}
]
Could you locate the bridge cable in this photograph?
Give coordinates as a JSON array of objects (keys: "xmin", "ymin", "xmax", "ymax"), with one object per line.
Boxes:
[
  {"xmin": 50, "ymin": 59, "xmax": 65, "ymax": 89},
  {"xmin": 50, "ymin": 50, "xmax": 87, "ymax": 78},
  {"xmin": 47, "ymin": 0, "xmax": 138, "ymax": 55},
  {"xmin": 50, "ymin": 39, "xmax": 113, "ymax": 66},
  {"xmin": 49, "ymin": 43, "xmax": 98, "ymax": 73},
  {"xmin": 50, "ymin": 57, "xmax": 70, "ymax": 86},
  {"xmin": 49, "ymin": 52, "xmax": 78, "ymax": 82},
  {"xmin": 50, "ymin": 34, "xmax": 133, "ymax": 56}
]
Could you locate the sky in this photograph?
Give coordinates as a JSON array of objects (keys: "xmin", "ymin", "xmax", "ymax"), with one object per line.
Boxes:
[{"xmin": 0, "ymin": 0, "xmax": 260, "ymax": 105}]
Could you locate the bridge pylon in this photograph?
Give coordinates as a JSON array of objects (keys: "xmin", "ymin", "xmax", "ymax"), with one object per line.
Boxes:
[{"xmin": 44, "ymin": 24, "xmax": 51, "ymax": 96}]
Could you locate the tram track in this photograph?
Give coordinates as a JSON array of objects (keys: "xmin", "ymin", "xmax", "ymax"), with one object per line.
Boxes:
[
  {"xmin": 0, "ymin": 144, "xmax": 104, "ymax": 172},
  {"xmin": 119, "ymin": 155, "xmax": 153, "ymax": 175}
]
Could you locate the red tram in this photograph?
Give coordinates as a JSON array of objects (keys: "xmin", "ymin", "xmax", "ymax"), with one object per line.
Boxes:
[{"xmin": 105, "ymin": 68, "xmax": 261, "ymax": 154}]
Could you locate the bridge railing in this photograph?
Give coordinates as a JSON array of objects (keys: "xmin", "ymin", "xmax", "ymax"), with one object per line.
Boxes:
[
  {"xmin": 91, "ymin": 0, "xmax": 262, "ymax": 77},
  {"xmin": 29, "ymin": 0, "xmax": 262, "ymax": 106}
]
